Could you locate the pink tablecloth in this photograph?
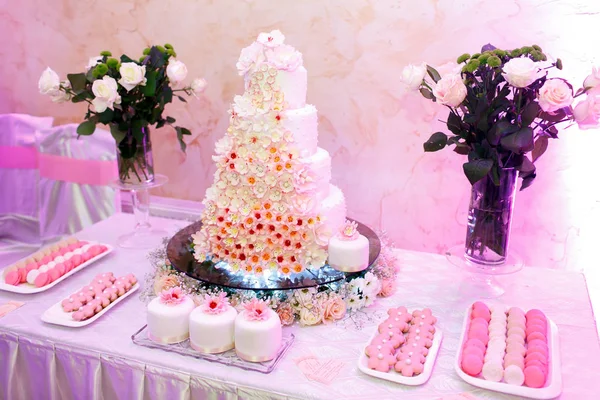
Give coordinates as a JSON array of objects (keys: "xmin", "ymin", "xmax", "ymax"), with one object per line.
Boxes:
[{"xmin": 1, "ymin": 213, "xmax": 599, "ymax": 400}]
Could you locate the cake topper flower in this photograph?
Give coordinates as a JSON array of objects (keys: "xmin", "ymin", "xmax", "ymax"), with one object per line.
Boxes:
[
  {"xmin": 159, "ymin": 287, "xmax": 186, "ymax": 305},
  {"xmin": 201, "ymin": 292, "xmax": 229, "ymax": 315},
  {"xmin": 257, "ymin": 30, "xmax": 285, "ymax": 48},
  {"xmin": 243, "ymin": 298, "xmax": 270, "ymax": 321},
  {"xmin": 339, "ymin": 220, "xmax": 359, "ymax": 241}
]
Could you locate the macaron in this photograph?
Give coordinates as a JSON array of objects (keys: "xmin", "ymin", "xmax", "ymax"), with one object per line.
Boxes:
[
  {"xmin": 482, "ymin": 361, "xmax": 504, "ymax": 382},
  {"xmin": 472, "ymin": 307, "xmax": 491, "ymax": 322},
  {"xmin": 19, "ymin": 268, "xmax": 29, "ymax": 283},
  {"xmin": 40, "ymin": 255, "xmax": 52, "ymax": 265},
  {"xmin": 461, "ymin": 353, "xmax": 484, "ymax": 376},
  {"xmin": 506, "ymin": 342, "xmax": 527, "ymax": 356},
  {"xmin": 463, "ymin": 346, "xmax": 485, "ymax": 359},
  {"xmin": 506, "ymin": 333, "xmax": 525, "ymax": 346},
  {"xmin": 471, "ymin": 317, "xmax": 489, "ymax": 329},
  {"xmin": 465, "ymin": 338, "xmax": 486, "ymax": 352},
  {"xmin": 25, "ymin": 262, "xmax": 38, "ymax": 273},
  {"xmin": 526, "ymin": 324, "xmax": 547, "ymax": 337},
  {"xmin": 525, "ymin": 352, "xmax": 547, "ymax": 365},
  {"xmin": 81, "ymin": 251, "xmax": 93, "ymax": 263},
  {"xmin": 4, "ymin": 270, "xmax": 20, "ymax": 286},
  {"xmin": 504, "ymin": 364, "xmax": 525, "ymax": 386},
  {"xmin": 34, "ymin": 272, "xmax": 50, "ymax": 288},
  {"xmin": 524, "ymin": 365, "xmax": 546, "ymax": 388},
  {"xmin": 525, "ymin": 359, "xmax": 548, "ymax": 374},
  {"xmin": 507, "ymin": 319, "xmax": 526, "ymax": 331},
  {"xmin": 507, "ymin": 326, "xmax": 526, "ymax": 338},
  {"xmin": 71, "ymin": 254, "xmax": 83, "ymax": 267},
  {"xmin": 55, "ymin": 263, "xmax": 66, "ymax": 276},
  {"xmin": 525, "ymin": 309, "xmax": 545, "ymax": 319},
  {"xmin": 26, "ymin": 269, "xmax": 40, "ymax": 285},
  {"xmin": 50, "ymin": 251, "xmax": 61, "ymax": 260},
  {"xmin": 526, "ymin": 345, "xmax": 549, "ymax": 358},
  {"xmin": 504, "ymin": 354, "xmax": 525, "ymax": 370},
  {"xmin": 527, "ymin": 331, "xmax": 547, "ymax": 343},
  {"xmin": 48, "ymin": 268, "xmax": 60, "ymax": 282}
]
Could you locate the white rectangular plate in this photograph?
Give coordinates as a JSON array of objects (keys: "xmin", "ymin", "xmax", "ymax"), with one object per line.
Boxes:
[
  {"xmin": 358, "ymin": 327, "xmax": 443, "ymax": 385},
  {"xmin": 41, "ymin": 283, "xmax": 139, "ymax": 327},
  {"xmin": 0, "ymin": 242, "xmax": 113, "ymax": 294},
  {"xmin": 454, "ymin": 305, "xmax": 562, "ymax": 399}
]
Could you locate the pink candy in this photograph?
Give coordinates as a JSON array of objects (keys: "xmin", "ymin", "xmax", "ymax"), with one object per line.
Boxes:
[{"xmin": 4, "ymin": 270, "xmax": 20, "ymax": 286}]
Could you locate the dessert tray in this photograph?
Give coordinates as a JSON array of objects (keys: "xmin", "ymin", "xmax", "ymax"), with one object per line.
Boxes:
[
  {"xmin": 455, "ymin": 303, "xmax": 562, "ymax": 399},
  {"xmin": 42, "ymin": 283, "xmax": 139, "ymax": 327},
  {"xmin": 0, "ymin": 242, "xmax": 113, "ymax": 294},
  {"xmin": 131, "ymin": 325, "xmax": 295, "ymax": 374},
  {"xmin": 166, "ymin": 220, "xmax": 381, "ymax": 291},
  {"xmin": 357, "ymin": 327, "xmax": 443, "ymax": 386}
]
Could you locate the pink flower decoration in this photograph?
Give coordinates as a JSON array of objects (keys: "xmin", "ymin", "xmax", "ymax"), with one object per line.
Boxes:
[
  {"xmin": 201, "ymin": 292, "xmax": 229, "ymax": 315},
  {"xmin": 159, "ymin": 287, "xmax": 186, "ymax": 306},
  {"xmin": 293, "ymin": 167, "xmax": 317, "ymax": 194},
  {"xmin": 243, "ymin": 298, "xmax": 270, "ymax": 321},
  {"xmin": 338, "ymin": 220, "xmax": 359, "ymax": 241}
]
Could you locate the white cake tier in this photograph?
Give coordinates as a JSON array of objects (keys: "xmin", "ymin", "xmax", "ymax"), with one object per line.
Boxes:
[
  {"xmin": 277, "ymin": 65, "xmax": 307, "ymax": 110},
  {"xmin": 147, "ymin": 296, "xmax": 196, "ymax": 344},
  {"xmin": 319, "ymin": 184, "xmax": 346, "ymax": 236},
  {"xmin": 282, "ymin": 104, "xmax": 317, "ymax": 157},
  {"xmin": 328, "ymin": 234, "xmax": 370, "ymax": 272},
  {"xmin": 235, "ymin": 309, "xmax": 282, "ymax": 362},
  {"xmin": 299, "ymin": 147, "xmax": 331, "ymax": 201},
  {"xmin": 189, "ymin": 305, "xmax": 237, "ymax": 354}
]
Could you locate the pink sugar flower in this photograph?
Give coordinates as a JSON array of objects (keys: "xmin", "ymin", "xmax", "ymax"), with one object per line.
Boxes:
[
  {"xmin": 243, "ymin": 298, "xmax": 270, "ymax": 321},
  {"xmin": 202, "ymin": 292, "xmax": 229, "ymax": 315},
  {"xmin": 159, "ymin": 287, "xmax": 186, "ymax": 305}
]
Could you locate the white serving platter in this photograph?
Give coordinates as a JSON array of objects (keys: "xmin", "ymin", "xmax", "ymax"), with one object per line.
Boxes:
[
  {"xmin": 41, "ymin": 282, "xmax": 138, "ymax": 327},
  {"xmin": 358, "ymin": 326, "xmax": 443, "ymax": 385},
  {"xmin": 0, "ymin": 243, "xmax": 113, "ymax": 294},
  {"xmin": 455, "ymin": 304, "xmax": 562, "ymax": 399}
]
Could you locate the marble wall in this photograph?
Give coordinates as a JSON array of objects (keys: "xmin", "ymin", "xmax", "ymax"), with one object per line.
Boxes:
[{"xmin": 1, "ymin": 0, "xmax": 599, "ymax": 269}]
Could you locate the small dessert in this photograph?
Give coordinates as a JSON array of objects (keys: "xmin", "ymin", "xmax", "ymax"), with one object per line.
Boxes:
[
  {"xmin": 328, "ymin": 220, "xmax": 369, "ymax": 272},
  {"xmin": 235, "ymin": 299, "xmax": 282, "ymax": 362},
  {"xmin": 189, "ymin": 292, "xmax": 237, "ymax": 354},
  {"xmin": 147, "ymin": 287, "xmax": 196, "ymax": 344}
]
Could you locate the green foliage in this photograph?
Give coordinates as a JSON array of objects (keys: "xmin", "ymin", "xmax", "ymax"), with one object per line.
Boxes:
[
  {"xmin": 165, "ymin": 43, "xmax": 174, "ymax": 50},
  {"xmin": 471, "ymin": 53, "xmax": 481, "ymax": 59},
  {"xmin": 457, "ymin": 53, "xmax": 470, "ymax": 63},
  {"xmin": 487, "ymin": 56, "xmax": 502, "ymax": 68},
  {"xmin": 100, "ymin": 50, "xmax": 112, "ymax": 57},
  {"xmin": 107, "ymin": 58, "xmax": 119, "ymax": 69},
  {"xmin": 77, "ymin": 120, "xmax": 96, "ymax": 136},
  {"xmin": 67, "ymin": 73, "xmax": 87, "ymax": 92},
  {"xmin": 465, "ymin": 59, "xmax": 480, "ymax": 73},
  {"xmin": 493, "ymin": 49, "xmax": 507, "ymax": 57},
  {"xmin": 556, "ymin": 58, "xmax": 563, "ymax": 70},
  {"xmin": 532, "ymin": 44, "xmax": 542, "ymax": 51},
  {"xmin": 423, "ymin": 132, "xmax": 448, "ymax": 152},
  {"xmin": 510, "ymin": 49, "xmax": 522, "ymax": 57},
  {"xmin": 426, "ymin": 65, "xmax": 441, "ymax": 83},
  {"xmin": 463, "ymin": 159, "xmax": 493, "ymax": 185},
  {"xmin": 143, "ymin": 47, "xmax": 151, "ymax": 55},
  {"xmin": 156, "ymin": 45, "xmax": 166, "ymax": 53},
  {"xmin": 92, "ymin": 63, "xmax": 109, "ymax": 78}
]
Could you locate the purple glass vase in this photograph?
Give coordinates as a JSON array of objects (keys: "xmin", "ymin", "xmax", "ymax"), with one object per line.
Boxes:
[{"xmin": 464, "ymin": 168, "xmax": 518, "ymax": 265}]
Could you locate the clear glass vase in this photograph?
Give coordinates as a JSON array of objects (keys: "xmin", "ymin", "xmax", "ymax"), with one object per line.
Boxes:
[
  {"xmin": 464, "ymin": 168, "xmax": 518, "ymax": 265},
  {"xmin": 116, "ymin": 127, "xmax": 155, "ymax": 185}
]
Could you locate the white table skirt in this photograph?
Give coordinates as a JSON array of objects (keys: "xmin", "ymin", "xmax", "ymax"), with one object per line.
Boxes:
[{"xmin": 1, "ymin": 213, "xmax": 599, "ymax": 400}]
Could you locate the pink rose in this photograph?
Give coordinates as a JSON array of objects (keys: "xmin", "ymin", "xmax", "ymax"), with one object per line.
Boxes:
[
  {"xmin": 573, "ymin": 87, "xmax": 600, "ymax": 130},
  {"xmin": 153, "ymin": 274, "xmax": 180, "ymax": 295},
  {"xmin": 583, "ymin": 66, "xmax": 600, "ymax": 89},
  {"xmin": 276, "ymin": 303, "xmax": 295, "ymax": 326},
  {"xmin": 378, "ymin": 279, "xmax": 397, "ymax": 297},
  {"xmin": 322, "ymin": 295, "xmax": 346, "ymax": 324},
  {"xmin": 432, "ymin": 74, "xmax": 467, "ymax": 107},
  {"xmin": 538, "ymin": 79, "xmax": 573, "ymax": 112}
]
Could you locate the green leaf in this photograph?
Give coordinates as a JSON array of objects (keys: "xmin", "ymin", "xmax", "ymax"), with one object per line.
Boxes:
[
  {"xmin": 463, "ymin": 159, "xmax": 494, "ymax": 185},
  {"xmin": 487, "ymin": 120, "xmax": 519, "ymax": 146},
  {"xmin": 76, "ymin": 120, "xmax": 96, "ymax": 136},
  {"xmin": 180, "ymin": 127, "xmax": 191, "ymax": 136},
  {"xmin": 143, "ymin": 70, "xmax": 157, "ymax": 96},
  {"xmin": 67, "ymin": 73, "xmax": 88, "ymax": 92},
  {"xmin": 454, "ymin": 143, "xmax": 470, "ymax": 155},
  {"xmin": 131, "ymin": 119, "xmax": 144, "ymax": 142},
  {"xmin": 426, "ymin": 65, "xmax": 441, "ymax": 83},
  {"xmin": 166, "ymin": 116, "xmax": 176, "ymax": 124},
  {"xmin": 500, "ymin": 127, "xmax": 534, "ymax": 153},
  {"xmin": 177, "ymin": 95, "xmax": 187, "ymax": 103},
  {"xmin": 71, "ymin": 91, "xmax": 93, "ymax": 103},
  {"xmin": 419, "ymin": 88, "xmax": 435, "ymax": 100},
  {"xmin": 162, "ymin": 87, "xmax": 173, "ymax": 105},
  {"xmin": 109, "ymin": 124, "xmax": 126, "ymax": 144},
  {"xmin": 156, "ymin": 119, "xmax": 166, "ymax": 129},
  {"xmin": 423, "ymin": 132, "xmax": 448, "ymax": 152},
  {"xmin": 98, "ymin": 108, "xmax": 114, "ymax": 124},
  {"xmin": 120, "ymin": 54, "xmax": 135, "ymax": 64},
  {"xmin": 519, "ymin": 155, "xmax": 536, "ymax": 175},
  {"xmin": 447, "ymin": 112, "xmax": 462, "ymax": 135},
  {"xmin": 540, "ymin": 109, "xmax": 566, "ymax": 123},
  {"xmin": 175, "ymin": 127, "xmax": 187, "ymax": 152},
  {"xmin": 532, "ymin": 135, "xmax": 549, "ymax": 162},
  {"xmin": 521, "ymin": 101, "xmax": 540, "ymax": 127}
]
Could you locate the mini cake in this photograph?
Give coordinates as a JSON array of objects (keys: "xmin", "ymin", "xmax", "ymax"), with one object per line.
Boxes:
[
  {"xmin": 189, "ymin": 292, "xmax": 237, "ymax": 353},
  {"xmin": 328, "ymin": 220, "xmax": 369, "ymax": 272},
  {"xmin": 147, "ymin": 287, "xmax": 196, "ymax": 344},
  {"xmin": 235, "ymin": 299, "xmax": 282, "ymax": 362}
]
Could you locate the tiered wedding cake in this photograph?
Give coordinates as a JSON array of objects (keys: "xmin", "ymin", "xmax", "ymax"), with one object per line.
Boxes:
[{"xmin": 192, "ymin": 30, "xmax": 346, "ymax": 275}]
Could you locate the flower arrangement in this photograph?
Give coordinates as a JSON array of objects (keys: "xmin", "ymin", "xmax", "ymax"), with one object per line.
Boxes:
[
  {"xmin": 39, "ymin": 44, "xmax": 206, "ymax": 183},
  {"xmin": 143, "ymin": 232, "xmax": 399, "ymax": 327},
  {"xmin": 402, "ymin": 44, "xmax": 599, "ymax": 189}
]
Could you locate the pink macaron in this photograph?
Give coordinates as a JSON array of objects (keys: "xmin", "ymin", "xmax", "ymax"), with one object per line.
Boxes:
[
  {"xmin": 18, "ymin": 268, "xmax": 28, "ymax": 283},
  {"xmin": 527, "ymin": 331, "xmax": 547, "ymax": 343},
  {"xmin": 4, "ymin": 270, "xmax": 20, "ymax": 286},
  {"xmin": 48, "ymin": 268, "xmax": 60, "ymax": 283},
  {"xmin": 524, "ymin": 365, "xmax": 546, "ymax": 388},
  {"xmin": 462, "ymin": 353, "xmax": 484, "ymax": 376},
  {"xmin": 25, "ymin": 262, "xmax": 38, "ymax": 272},
  {"xmin": 34, "ymin": 272, "xmax": 50, "ymax": 288}
]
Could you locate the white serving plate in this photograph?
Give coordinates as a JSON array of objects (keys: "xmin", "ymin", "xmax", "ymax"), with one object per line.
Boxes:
[
  {"xmin": 0, "ymin": 243, "xmax": 113, "ymax": 294},
  {"xmin": 358, "ymin": 326, "xmax": 443, "ymax": 385},
  {"xmin": 455, "ymin": 305, "xmax": 562, "ymax": 399},
  {"xmin": 41, "ymin": 282, "xmax": 138, "ymax": 327}
]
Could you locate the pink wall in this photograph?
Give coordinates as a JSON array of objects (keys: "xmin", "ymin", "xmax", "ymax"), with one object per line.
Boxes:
[{"xmin": 1, "ymin": 0, "xmax": 599, "ymax": 269}]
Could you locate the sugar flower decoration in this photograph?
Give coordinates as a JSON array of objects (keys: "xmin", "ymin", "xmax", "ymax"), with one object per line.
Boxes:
[
  {"xmin": 243, "ymin": 298, "xmax": 270, "ymax": 321},
  {"xmin": 159, "ymin": 287, "xmax": 186, "ymax": 305},
  {"xmin": 257, "ymin": 30, "xmax": 285, "ymax": 48},
  {"xmin": 339, "ymin": 220, "xmax": 359, "ymax": 241},
  {"xmin": 201, "ymin": 292, "xmax": 229, "ymax": 315}
]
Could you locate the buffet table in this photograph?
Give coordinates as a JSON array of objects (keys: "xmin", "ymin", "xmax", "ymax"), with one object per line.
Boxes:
[{"xmin": 1, "ymin": 213, "xmax": 599, "ymax": 400}]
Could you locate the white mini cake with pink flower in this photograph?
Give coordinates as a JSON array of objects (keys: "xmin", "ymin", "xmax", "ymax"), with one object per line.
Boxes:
[
  {"xmin": 328, "ymin": 220, "xmax": 370, "ymax": 272},
  {"xmin": 235, "ymin": 299, "xmax": 282, "ymax": 362},
  {"xmin": 192, "ymin": 30, "xmax": 346, "ymax": 276},
  {"xmin": 189, "ymin": 292, "xmax": 237, "ymax": 354},
  {"xmin": 147, "ymin": 287, "xmax": 196, "ymax": 344}
]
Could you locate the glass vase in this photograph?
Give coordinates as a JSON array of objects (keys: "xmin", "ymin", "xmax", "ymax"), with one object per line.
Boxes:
[
  {"xmin": 464, "ymin": 168, "xmax": 518, "ymax": 265},
  {"xmin": 116, "ymin": 127, "xmax": 154, "ymax": 185}
]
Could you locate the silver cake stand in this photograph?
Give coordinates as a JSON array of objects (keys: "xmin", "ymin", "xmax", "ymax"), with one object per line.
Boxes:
[{"xmin": 166, "ymin": 219, "xmax": 381, "ymax": 291}]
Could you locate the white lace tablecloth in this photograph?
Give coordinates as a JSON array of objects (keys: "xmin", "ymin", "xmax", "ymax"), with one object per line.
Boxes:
[{"xmin": 1, "ymin": 213, "xmax": 599, "ymax": 400}]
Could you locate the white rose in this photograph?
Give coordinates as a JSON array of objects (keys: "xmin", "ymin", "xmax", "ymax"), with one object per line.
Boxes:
[
  {"xmin": 583, "ymin": 66, "xmax": 600, "ymax": 89},
  {"xmin": 191, "ymin": 78, "xmax": 207, "ymax": 97},
  {"xmin": 118, "ymin": 62, "xmax": 147, "ymax": 92},
  {"xmin": 432, "ymin": 74, "xmax": 467, "ymax": 107},
  {"xmin": 91, "ymin": 76, "xmax": 121, "ymax": 113},
  {"xmin": 502, "ymin": 57, "xmax": 544, "ymax": 88},
  {"xmin": 400, "ymin": 62, "xmax": 427, "ymax": 90},
  {"xmin": 537, "ymin": 78, "xmax": 573, "ymax": 112},
  {"xmin": 167, "ymin": 59, "xmax": 188, "ymax": 86},
  {"xmin": 299, "ymin": 307, "xmax": 321, "ymax": 326},
  {"xmin": 257, "ymin": 30, "xmax": 285, "ymax": 48},
  {"xmin": 38, "ymin": 67, "xmax": 60, "ymax": 95},
  {"xmin": 85, "ymin": 56, "xmax": 103, "ymax": 72},
  {"xmin": 50, "ymin": 81, "xmax": 72, "ymax": 103}
]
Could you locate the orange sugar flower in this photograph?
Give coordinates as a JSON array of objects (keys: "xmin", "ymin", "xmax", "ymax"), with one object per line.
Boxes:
[
  {"xmin": 251, "ymin": 255, "xmax": 260, "ymax": 263},
  {"xmin": 245, "ymin": 264, "xmax": 253, "ymax": 273},
  {"xmin": 245, "ymin": 217, "xmax": 254, "ymax": 225},
  {"xmin": 281, "ymin": 225, "xmax": 289, "ymax": 232},
  {"xmin": 293, "ymin": 264, "xmax": 303, "ymax": 273},
  {"xmin": 285, "ymin": 162, "xmax": 292, "ymax": 170},
  {"xmin": 274, "ymin": 156, "xmax": 281, "ymax": 163},
  {"xmin": 247, "ymin": 176, "xmax": 256, "ymax": 185},
  {"xmin": 265, "ymin": 211, "xmax": 273, "ymax": 220},
  {"xmin": 231, "ymin": 253, "xmax": 238, "ymax": 259},
  {"xmin": 287, "ymin": 216, "xmax": 294, "ymax": 223},
  {"xmin": 269, "ymin": 147, "xmax": 277, "ymax": 154},
  {"xmin": 275, "ymin": 215, "xmax": 282, "ymax": 222},
  {"xmin": 261, "ymin": 252, "xmax": 270, "ymax": 261},
  {"xmin": 281, "ymin": 266, "xmax": 291, "ymax": 275},
  {"xmin": 275, "ymin": 164, "xmax": 283, "ymax": 172},
  {"xmin": 264, "ymin": 202, "xmax": 272, "ymax": 210},
  {"xmin": 290, "ymin": 231, "xmax": 298, "ymax": 237},
  {"xmin": 255, "ymin": 266, "xmax": 264, "ymax": 274}
]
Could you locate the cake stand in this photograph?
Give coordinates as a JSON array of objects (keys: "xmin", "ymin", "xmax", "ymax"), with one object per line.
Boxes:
[
  {"xmin": 445, "ymin": 243, "xmax": 523, "ymax": 298},
  {"xmin": 166, "ymin": 219, "xmax": 381, "ymax": 291},
  {"xmin": 111, "ymin": 174, "xmax": 169, "ymax": 249}
]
